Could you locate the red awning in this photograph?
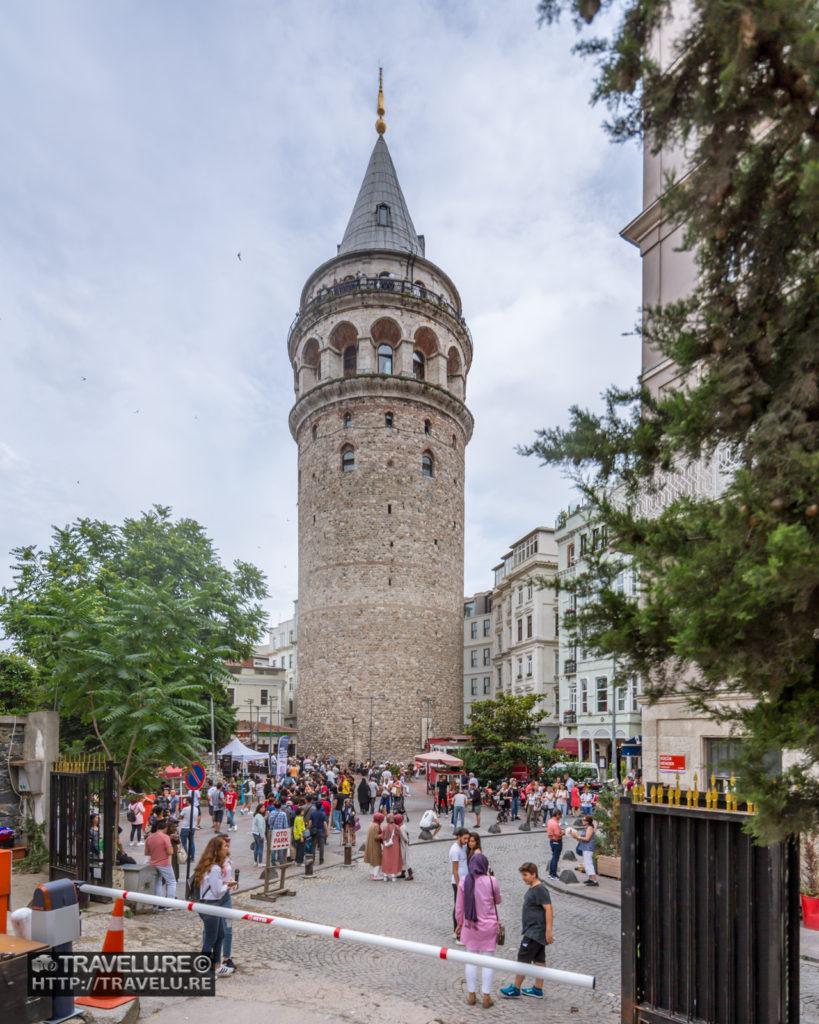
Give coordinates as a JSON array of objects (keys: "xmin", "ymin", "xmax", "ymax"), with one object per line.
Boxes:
[{"xmin": 555, "ymin": 738, "xmax": 579, "ymax": 755}]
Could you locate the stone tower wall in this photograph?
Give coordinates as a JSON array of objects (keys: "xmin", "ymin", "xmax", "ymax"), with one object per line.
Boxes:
[{"xmin": 294, "ymin": 380, "xmax": 469, "ymax": 761}]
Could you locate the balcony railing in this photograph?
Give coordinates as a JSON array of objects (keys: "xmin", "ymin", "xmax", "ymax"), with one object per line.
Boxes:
[
  {"xmin": 562, "ymin": 711, "xmax": 577, "ymax": 725},
  {"xmin": 287, "ymin": 276, "xmax": 473, "ymax": 348},
  {"xmin": 564, "ymin": 659, "xmax": 577, "ymax": 674}
]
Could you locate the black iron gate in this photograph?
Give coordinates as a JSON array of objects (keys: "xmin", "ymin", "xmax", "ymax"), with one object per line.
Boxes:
[
  {"xmin": 50, "ymin": 755, "xmax": 115, "ymax": 895},
  {"xmin": 621, "ymin": 786, "xmax": 799, "ymax": 1023}
]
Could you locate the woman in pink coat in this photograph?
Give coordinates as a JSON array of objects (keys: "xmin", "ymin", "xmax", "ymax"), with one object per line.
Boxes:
[
  {"xmin": 454, "ymin": 853, "xmax": 502, "ymax": 1008},
  {"xmin": 380, "ymin": 813, "xmax": 402, "ymax": 881}
]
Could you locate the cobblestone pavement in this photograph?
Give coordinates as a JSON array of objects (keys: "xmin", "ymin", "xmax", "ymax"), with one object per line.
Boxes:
[{"xmin": 63, "ymin": 782, "xmax": 819, "ymax": 1023}]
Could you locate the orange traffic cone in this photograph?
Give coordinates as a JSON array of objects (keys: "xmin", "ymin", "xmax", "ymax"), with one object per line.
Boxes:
[{"xmin": 76, "ymin": 897, "xmax": 136, "ymax": 1009}]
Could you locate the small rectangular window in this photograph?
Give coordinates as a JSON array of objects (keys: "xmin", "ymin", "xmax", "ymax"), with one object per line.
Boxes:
[
  {"xmin": 526, "ymin": 614, "xmax": 532, "ymax": 638},
  {"xmin": 516, "ymin": 658, "xmax": 523, "ymax": 678},
  {"xmin": 470, "ymin": 650, "xmax": 478, "ymax": 667},
  {"xmin": 581, "ymin": 679, "xmax": 588, "ymax": 713},
  {"xmin": 596, "ymin": 677, "xmax": 608, "ymax": 713},
  {"xmin": 517, "ymin": 619, "xmax": 523, "ymax": 642},
  {"xmin": 471, "ymin": 678, "xmax": 478, "ymax": 695},
  {"xmin": 483, "ymin": 648, "xmax": 491, "ymax": 666},
  {"xmin": 227, "ymin": 688, "xmax": 235, "ymax": 705},
  {"xmin": 483, "ymin": 677, "xmax": 491, "ymax": 694},
  {"xmin": 483, "ymin": 619, "xmax": 491, "ymax": 636},
  {"xmin": 470, "ymin": 621, "xmax": 478, "ymax": 639},
  {"xmin": 260, "ymin": 689, "xmax": 269, "ymax": 706},
  {"xmin": 526, "ymin": 655, "xmax": 532, "ymax": 676}
]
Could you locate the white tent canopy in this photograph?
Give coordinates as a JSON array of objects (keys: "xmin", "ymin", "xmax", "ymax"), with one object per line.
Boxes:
[{"xmin": 218, "ymin": 737, "xmax": 269, "ymax": 763}]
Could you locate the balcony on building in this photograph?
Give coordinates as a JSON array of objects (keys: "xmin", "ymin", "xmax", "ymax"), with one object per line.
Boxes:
[
  {"xmin": 563, "ymin": 658, "xmax": 577, "ymax": 675},
  {"xmin": 562, "ymin": 711, "xmax": 577, "ymax": 725}
]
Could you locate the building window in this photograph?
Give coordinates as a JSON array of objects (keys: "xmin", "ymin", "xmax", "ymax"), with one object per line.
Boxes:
[
  {"xmin": 227, "ymin": 688, "xmax": 235, "ymax": 705},
  {"xmin": 464, "ymin": 600, "xmax": 476, "ymax": 618},
  {"xmin": 471, "ymin": 678, "xmax": 478, "ymax": 696},
  {"xmin": 705, "ymin": 738, "xmax": 745, "ymax": 781},
  {"xmin": 343, "ymin": 345, "xmax": 357, "ymax": 376},
  {"xmin": 526, "ymin": 655, "xmax": 532, "ymax": 676},
  {"xmin": 569, "ymin": 684, "xmax": 577, "ymax": 711},
  {"xmin": 516, "ymin": 658, "xmax": 523, "ymax": 678},
  {"xmin": 526, "ymin": 614, "xmax": 532, "ymax": 638},
  {"xmin": 378, "ymin": 344, "xmax": 393, "ymax": 374},
  {"xmin": 413, "ymin": 350, "xmax": 425, "ymax": 380},
  {"xmin": 424, "ymin": 419, "xmax": 431, "ymax": 434},
  {"xmin": 483, "ymin": 647, "xmax": 491, "ymax": 666},
  {"xmin": 483, "ymin": 619, "xmax": 490, "ymax": 637},
  {"xmin": 527, "ymin": 584, "xmax": 533, "ymax": 601},
  {"xmin": 511, "ymin": 534, "xmax": 538, "ymax": 566},
  {"xmin": 422, "ymin": 451, "xmax": 434, "ymax": 477},
  {"xmin": 260, "ymin": 689, "xmax": 268, "ymax": 706},
  {"xmin": 592, "ymin": 527, "xmax": 600, "ymax": 551},
  {"xmin": 596, "ymin": 677, "xmax": 608, "ymax": 713},
  {"xmin": 289, "ymin": 654, "xmax": 293, "ymax": 668},
  {"xmin": 517, "ymin": 587, "xmax": 523, "ymax": 605},
  {"xmin": 496, "ymin": 668, "xmax": 502, "ymax": 688},
  {"xmin": 470, "ymin": 621, "xmax": 478, "ymax": 639},
  {"xmin": 580, "ymin": 678, "xmax": 588, "ymax": 713},
  {"xmin": 567, "ymin": 543, "xmax": 575, "ymax": 567},
  {"xmin": 580, "ymin": 534, "xmax": 588, "ymax": 556},
  {"xmin": 617, "ymin": 682, "xmax": 627, "ymax": 712},
  {"xmin": 341, "ymin": 445, "xmax": 355, "ymax": 472},
  {"xmin": 280, "ymin": 655, "xmax": 285, "ymax": 668},
  {"xmin": 385, "ymin": 411, "xmax": 393, "ymax": 427},
  {"xmin": 483, "ymin": 677, "xmax": 491, "ymax": 694},
  {"xmin": 517, "ymin": 619, "xmax": 523, "ymax": 642},
  {"xmin": 376, "ymin": 203, "xmax": 391, "ymax": 226},
  {"xmin": 344, "ymin": 412, "xmax": 352, "ymax": 428},
  {"xmin": 289, "ymin": 699, "xmax": 293, "ymax": 714},
  {"xmin": 470, "ymin": 650, "xmax": 478, "ymax": 667},
  {"xmin": 312, "ymin": 425, "xmax": 318, "ymax": 440}
]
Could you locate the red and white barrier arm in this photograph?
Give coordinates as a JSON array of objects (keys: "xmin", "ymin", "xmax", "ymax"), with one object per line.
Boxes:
[{"xmin": 78, "ymin": 884, "xmax": 595, "ymax": 990}]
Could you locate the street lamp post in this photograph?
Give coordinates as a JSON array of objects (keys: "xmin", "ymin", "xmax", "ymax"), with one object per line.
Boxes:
[{"xmin": 611, "ymin": 664, "xmax": 621, "ymax": 786}]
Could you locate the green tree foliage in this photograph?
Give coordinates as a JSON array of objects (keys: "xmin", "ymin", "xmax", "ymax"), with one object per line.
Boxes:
[
  {"xmin": 0, "ymin": 506, "xmax": 268, "ymax": 789},
  {"xmin": 529, "ymin": 0, "xmax": 819, "ymax": 840},
  {"xmin": 0, "ymin": 652, "xmax": 45, "ymax": 714},
  {"xmin": 462, "ymin": 693, "xmax": 561, "ymax": 782}
]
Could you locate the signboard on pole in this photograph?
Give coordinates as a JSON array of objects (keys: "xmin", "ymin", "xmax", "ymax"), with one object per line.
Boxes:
[
  {"xmin": 276, "ymin": 734, "xmax": 289, "ymax": 779},
  {"xmin": 186, "ymin": 762, "xmax": 206, "ymax": 791},
  {"xmin": 269, "ymin": 828, "xmax": 290, "ymax": 852},
  {"xmin": 658, "ymin": 754, "xmax": 686, "ymax": 773}
]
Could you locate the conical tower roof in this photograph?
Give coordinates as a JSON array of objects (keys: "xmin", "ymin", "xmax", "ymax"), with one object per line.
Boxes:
[{"xmin": 338, "ymin": 135, "xmax": 425, "ymax": 257}]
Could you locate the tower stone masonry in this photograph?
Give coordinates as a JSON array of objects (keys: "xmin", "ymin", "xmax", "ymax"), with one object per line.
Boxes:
[{"xmin": 287, "ymin": 80, "xmax": 473, "ymax": 761}]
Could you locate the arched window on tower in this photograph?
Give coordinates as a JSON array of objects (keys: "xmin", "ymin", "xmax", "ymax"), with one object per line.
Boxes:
[
  {"xmin": 424, "ymin": 419, "xmax": 431, "ymax": 435},
  {"xmin": 422, "ymin": 451, "xmax": 434, "ymax": 478},
  {"xmin": 344, "ymin": 412, "xmax": 352, "ymax": 428},
  {"xmin": 413, "ymin": 350, "xmax": 425, "ymax": 380},
  {"xmin": 376, "ymin": 204, "xmax": 391, "ymax": 226},
  {"xmin": 343, "ymin": 345, "xmax": 357, "ymax": 376},
  {"xmin": 378, "ymin": 344, "xmax": 393, "ymax": 375},
  {"xmin": 341, "ymin": 445, "xmax": 355, "ymax": 472},
  {"xmin": 385, "ymin": 412, "xmax": 393, "ymax": 428}
]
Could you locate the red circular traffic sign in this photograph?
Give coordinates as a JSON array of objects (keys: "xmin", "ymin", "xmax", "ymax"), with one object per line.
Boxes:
[{"xmin": 186, "ymin": 762, "xmax": 206, "ymax": 790}]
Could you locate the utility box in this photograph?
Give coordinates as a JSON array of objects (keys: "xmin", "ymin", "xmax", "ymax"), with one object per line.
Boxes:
[
  {"xmin": 122, "ymin": 862, "xmax": 158, "ymax": 913},
  {"xmin": 0, "ymin": 933, "xmax": 52, "ymax": 1024},
  {"xmin": 30, "ymin": 878, "xmax": 81, "ymax": 946}
]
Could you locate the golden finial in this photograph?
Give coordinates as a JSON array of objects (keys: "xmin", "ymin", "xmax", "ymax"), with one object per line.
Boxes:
[{"xmin": 375, "ymin": 67, "xmax": 386, "ymax": 135}]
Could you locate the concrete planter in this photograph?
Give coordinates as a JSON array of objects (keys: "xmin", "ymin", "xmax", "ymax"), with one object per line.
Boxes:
[{"xmin": 596, "ymin": 854, "xmax": 621, "ymax": 880}]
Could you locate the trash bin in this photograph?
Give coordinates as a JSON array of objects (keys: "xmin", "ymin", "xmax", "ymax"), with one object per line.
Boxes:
[{"xmin": 122, "ymin": 863, "xmax": 157, "ymax": 914}]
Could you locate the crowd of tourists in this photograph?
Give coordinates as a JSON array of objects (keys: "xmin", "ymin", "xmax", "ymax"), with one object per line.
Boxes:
[{"xmin": 125, "ymin": 754, "xmax": 604, "ymax": 1002}]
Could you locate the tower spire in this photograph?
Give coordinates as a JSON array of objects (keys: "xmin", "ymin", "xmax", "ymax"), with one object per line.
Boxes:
[{"xmin": 375, "ymin": 68, "xmax": 386, "ymax": 135}]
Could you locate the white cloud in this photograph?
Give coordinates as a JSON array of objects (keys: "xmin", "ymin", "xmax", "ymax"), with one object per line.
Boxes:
[{"xmin": 0, "ymin": 1, "xmax": 642, "ymax": 624}]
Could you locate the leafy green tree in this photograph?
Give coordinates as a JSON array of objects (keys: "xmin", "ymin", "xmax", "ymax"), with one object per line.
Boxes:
[
  {"xmin": 0, "ymin": 506, "xmax": 268, "ymax": 789},
  {"xmin": 529, "ymin": 0, "xmax": 819, "ymax": 840},
  {"xmin": 0, "ymin": 652, "xmax": 45, "ymax": 714},
  {"xmin": 462, "ymin": 693, "xmax": 561, "ymax": 783}
]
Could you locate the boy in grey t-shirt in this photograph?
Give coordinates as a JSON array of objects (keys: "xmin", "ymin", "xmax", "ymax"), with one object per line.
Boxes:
[{"xmin": 499, "ymin": 862, "xmax": 554, "ymax": 999}]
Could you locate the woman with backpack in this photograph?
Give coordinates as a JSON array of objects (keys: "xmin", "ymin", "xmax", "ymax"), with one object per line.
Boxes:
[
  {"xmin": 193, "ymin": 835, "xmax": 237, "ymax": 976},
  {"xmin": 127, "ymin": 795, "xmax": 145, "ymax": 846}
]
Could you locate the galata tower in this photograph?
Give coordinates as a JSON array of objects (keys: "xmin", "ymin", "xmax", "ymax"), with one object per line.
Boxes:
[{"xmin": 288, "ymin": 73, "xmax": 473, "ymax": 762}]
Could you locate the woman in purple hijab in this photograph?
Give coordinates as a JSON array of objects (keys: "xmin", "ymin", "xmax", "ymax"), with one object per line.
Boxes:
[{"xmin": 454, "ymin": 852, "xmax": 502, "ymax": 1007}]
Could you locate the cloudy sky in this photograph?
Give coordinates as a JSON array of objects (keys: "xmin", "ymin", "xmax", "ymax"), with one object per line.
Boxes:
[{"xmin": 0, "ymin": 1, "xmax": 642, "ymax": 629}]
